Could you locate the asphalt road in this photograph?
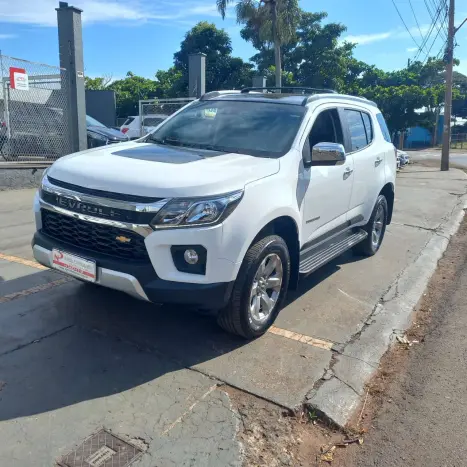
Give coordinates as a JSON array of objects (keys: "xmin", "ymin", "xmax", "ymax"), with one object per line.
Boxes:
[
  {"xmin": 346, "ymin": 218, "xmax": 467, "ymax": 466},
  {"xmin": 409, "ymin": 149, "xmax": 467, "ymax": 168}
]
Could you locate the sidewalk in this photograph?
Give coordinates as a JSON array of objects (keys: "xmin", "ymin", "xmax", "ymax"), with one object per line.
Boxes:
[{"xmin": 0, "ymin": 166, "xmax": 466, "ymax": 465}]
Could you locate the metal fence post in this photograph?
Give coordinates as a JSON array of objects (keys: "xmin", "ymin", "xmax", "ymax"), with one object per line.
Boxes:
[
  {"xmin": 56, "ymin": 2, "xmax": 87, "ymax": 153},
  {"xmin": 188, "ymin": 53, "xmax": 206, "ymax": 98}
]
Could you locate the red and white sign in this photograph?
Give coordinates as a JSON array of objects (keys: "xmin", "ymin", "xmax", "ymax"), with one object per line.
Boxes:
[
  {"xmin": 9, "ymin": 67, "xmax": 29, "ymax": 91},
  {"xmin": 52, "ymin": 249, "xmax": 96, "ymax": 282}
]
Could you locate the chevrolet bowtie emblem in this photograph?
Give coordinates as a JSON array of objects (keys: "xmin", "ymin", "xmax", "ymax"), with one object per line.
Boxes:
[{"xmin": 115, "ymin": 235, "xmax": 131, "ymax": 244}]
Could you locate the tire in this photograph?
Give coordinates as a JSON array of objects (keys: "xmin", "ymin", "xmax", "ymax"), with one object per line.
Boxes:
[
  {"xmin": 353, "ymin": 195, "xmax": 388, "ymax": 257},
  {"xmin": 217, "ymin": 235, "xmax": 290, "ymax": 339}
]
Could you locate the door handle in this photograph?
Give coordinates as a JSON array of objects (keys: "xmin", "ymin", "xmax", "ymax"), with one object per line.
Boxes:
[
  {"xmin": 343, "ymin": 167, "xmax": 353, "ymax": 180},
  {"xmin": 375, "ymin": 157, "xmax": 383, "ymax": 167}
]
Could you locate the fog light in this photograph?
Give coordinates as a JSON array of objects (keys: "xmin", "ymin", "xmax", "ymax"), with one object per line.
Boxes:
[{"xmin": 184, "ymin": 249, "xmax": 199, "ymax": 265}]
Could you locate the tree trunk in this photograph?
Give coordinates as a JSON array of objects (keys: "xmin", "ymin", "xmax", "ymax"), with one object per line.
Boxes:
[{"xmin": 271, "ymin": 1, "xmax": 282, "ymax": 89}]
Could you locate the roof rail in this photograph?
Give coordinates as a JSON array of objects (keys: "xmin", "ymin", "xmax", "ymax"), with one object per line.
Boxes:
[
  {"xmin": 199, "ymin": 90, "xmax": 240, "ymax": 100},
  {"xmin": 240, "ymin": 86, "xmax": 337, "ymax": 94},
  {"xmin": 304, "ymin": 94, "xmax": 378, "ymax": 108}
]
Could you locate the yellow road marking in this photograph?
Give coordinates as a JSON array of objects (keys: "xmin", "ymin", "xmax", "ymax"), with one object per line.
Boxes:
[
  {"xmin": 0, "ymin": 277, "xmax": 72, "ymax": 304},
  {"xmin": 268, "ymin": 325, "xmax": 334, "ymax": 351},
  {"xmin": 0, "ymin": 252, "xmax": 48, "ymax": 270}
]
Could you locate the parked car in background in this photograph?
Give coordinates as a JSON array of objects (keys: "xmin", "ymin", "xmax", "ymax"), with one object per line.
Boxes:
[
  {"xmin": 121, "ymin": 114, "xmax": 169, "ymax": 139},
  {"xmin": 33, "ymin": 87, "xmax": 396, "ymax": 339},
  {"xmin": 87, "ymin": 115, "xmax": 129, "ymax": 148},
  {"xmin": 397, "ymin": 150, "xmax": 410, "ymax": 167}
]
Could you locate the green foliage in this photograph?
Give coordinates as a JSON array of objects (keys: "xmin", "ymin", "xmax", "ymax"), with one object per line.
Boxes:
[
  {"xmin": 108, "ymin": 72, "xmax": 158, "ymax": 117},
  {"xmin": 84, "ymin": 76, "xmax": 111, "ymax": 90}
]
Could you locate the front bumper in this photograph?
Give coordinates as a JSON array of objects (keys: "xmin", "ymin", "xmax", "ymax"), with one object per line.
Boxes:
[{"xmin": 32, "ymin": 231, "xmax": 234, "ymax": 309}]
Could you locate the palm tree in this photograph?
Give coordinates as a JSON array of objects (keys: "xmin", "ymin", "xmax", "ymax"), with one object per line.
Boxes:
[{"xmin": 216, "ymin": 0, "xmax": 300, "ymax": 88}]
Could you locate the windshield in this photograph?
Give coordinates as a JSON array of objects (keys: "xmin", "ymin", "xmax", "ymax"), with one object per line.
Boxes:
[
  {"xmin": 86, "ymin": 115, "xmax": 106, "ymax": 128},
  {"xmin": 146, "ymin": 100, "xmax": 305, "ymax": 158}
]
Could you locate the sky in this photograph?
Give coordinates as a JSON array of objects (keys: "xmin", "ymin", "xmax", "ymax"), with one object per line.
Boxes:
[{"xmin": 0, "ymin": 0, "xmax": 466, "ymax": 80}]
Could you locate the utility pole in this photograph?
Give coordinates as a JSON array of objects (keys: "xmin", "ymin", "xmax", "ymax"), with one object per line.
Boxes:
[{"xmin": 441, "ymin": 0, "xmax": 455, "ymax": 171}]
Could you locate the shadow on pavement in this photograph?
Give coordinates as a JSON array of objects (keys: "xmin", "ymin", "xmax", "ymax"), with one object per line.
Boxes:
[{"xmin": 0, "ymin": 249, "xmax": 364, "ymax": 421}]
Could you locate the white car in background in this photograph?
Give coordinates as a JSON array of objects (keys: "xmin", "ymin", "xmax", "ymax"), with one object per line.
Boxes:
[{"xmin": 121, "ymin": 115, "xmax": 169, "ymax": 139}]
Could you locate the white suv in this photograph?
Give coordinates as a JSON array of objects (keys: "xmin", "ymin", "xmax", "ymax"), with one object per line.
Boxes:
[{"xmin": 32, "ymin": 88, "xmax": 396, "ymax": 338}]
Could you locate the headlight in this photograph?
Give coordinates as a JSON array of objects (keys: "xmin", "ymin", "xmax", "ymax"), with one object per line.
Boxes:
[
  {"xmin": 150, "ymin": 190, "xmax": 243, "ymax": 229},
  {"xmin": 88, "ymin": 131, "xmax": 108, "ymax": 142}
]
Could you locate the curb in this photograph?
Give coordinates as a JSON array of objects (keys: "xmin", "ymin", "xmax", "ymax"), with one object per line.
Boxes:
[{"xmin": 305, "ymin": 187, "xmax": 467, "ymax": 427}]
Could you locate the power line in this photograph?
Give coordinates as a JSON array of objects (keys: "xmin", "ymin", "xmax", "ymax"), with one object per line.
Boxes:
[
  {"xmin": 422, "ymin": 6, "xmax": 448, "ymax": 62},
  {"xmin": 390, "ymin": 0, "xmax": 422, "ymax": 49},
  {"xmin": 414, "ymin": 0, "xmax": 447, "ymax": 60},
  {"xmin": 409, "ymin": 0, "xmax": 426, "ymax": 47},
  {"xmin": 426, "ymin": 0, "xmax": 448, "ymax": 41}
]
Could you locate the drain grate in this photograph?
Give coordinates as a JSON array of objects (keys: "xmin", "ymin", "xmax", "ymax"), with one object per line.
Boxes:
[{"xmin": 57, "ymin": 429, "xmax": 144, "ymax": 467}]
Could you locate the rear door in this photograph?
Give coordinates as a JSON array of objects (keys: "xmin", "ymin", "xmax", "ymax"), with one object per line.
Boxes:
[{"xmin": 343, "ymin": 107, "xmax": 385, "ymax": 223}]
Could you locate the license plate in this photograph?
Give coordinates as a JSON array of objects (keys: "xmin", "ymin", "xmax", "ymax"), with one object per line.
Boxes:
[{"xmin": 52, "ymin": 249, "xmax": 96, "ymax": 282}]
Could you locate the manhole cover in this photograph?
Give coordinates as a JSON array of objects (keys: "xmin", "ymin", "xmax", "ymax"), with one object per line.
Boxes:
[{"xmin": 57, "ymin": 429, "xmax": 143, "ymax": 467}]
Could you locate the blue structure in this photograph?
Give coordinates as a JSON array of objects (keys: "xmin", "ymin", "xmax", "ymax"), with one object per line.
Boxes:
[{"xmin": 404, "ymin": 114, "xmax": 444, "ymax": 149}]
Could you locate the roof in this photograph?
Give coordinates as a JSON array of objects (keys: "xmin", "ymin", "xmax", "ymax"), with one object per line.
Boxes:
[{"xmin": 200, "ymin": 90, "xmax": 377, "ymax": 108}]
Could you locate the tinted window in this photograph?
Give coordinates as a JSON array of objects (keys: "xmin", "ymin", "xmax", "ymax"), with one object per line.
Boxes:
[
  {"xmin": 309, "ymin": 109, "xmax": 344, "ymax": 148},
  {"xmin": 148, "ymin": 100, "xmax": 306, "ymax": 158},
  {"xmin": 376, "ymin": 113, "xmax": 391, "ymax": 142},
  {"xmin": 344, "ymin": 110, "xmax": 367, "ymax": 152},
  {"xmin": 123, "ymin": 117, "xmax": 135, "ymax": 126},
  {"xmin": 143, "ymin": 117, "xmax": 165, "ymax": 127},
  {"xmin": 362, "ymin": 112, "xmax": 373, "ymax": 144}
]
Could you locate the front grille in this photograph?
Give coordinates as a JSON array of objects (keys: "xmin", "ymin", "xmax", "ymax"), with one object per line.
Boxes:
[{"xmin": 41, "ymin": 209, "xmax": 149, "ymax": 262}]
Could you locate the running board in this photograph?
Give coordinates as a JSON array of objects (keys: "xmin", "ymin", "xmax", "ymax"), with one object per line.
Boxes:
[{"xmin": 299, "ymin": 229, "xmax": 367, "ymax": 275}]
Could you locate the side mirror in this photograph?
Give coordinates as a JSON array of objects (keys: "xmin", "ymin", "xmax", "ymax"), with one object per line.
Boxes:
[{"xmin": 311, "ymin": 142, "xmax": 346, "ymax": 166}]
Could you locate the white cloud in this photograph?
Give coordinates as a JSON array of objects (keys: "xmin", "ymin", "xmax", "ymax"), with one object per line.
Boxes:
[
  {"xmin": 0, "ymin": 34, "xmax": 16, "ymax": 39},
  {"xmin": 343, "ymin": 32, "xmax": 392, "ymax": 45},
  {"xmin": 406, "ymin": 47, "xmax": 418, "ymax": 52},
  {"xmin": 0, "ymin": 0, "xmax": 225, "ymax": 27}
]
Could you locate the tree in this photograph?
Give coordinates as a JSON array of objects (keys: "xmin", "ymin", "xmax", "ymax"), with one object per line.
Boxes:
[
  {"xmin": 108, "ymin": 72, "xmax": 158, "ymax": 117},
  {"xmin": 84, "ymin": 76, "xmax": 112, "ymax": 90},
  {"xmin": 173, "ymin": 21, "xmax": 254, "ymax": 92},
  {"xmin": 217, "ymin": 0, "xmax": 300, "ymax": 87}
]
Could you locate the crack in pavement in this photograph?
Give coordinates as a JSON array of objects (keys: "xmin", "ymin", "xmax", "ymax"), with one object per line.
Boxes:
[{"xmin": 0, "ymin": 324, "xmax": 75, "ymax": 357}]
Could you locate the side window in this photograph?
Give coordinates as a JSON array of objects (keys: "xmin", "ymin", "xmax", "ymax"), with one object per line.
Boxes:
[
  {"xmin": 308, "ymin": 108, "xmax": 344, "ymax": 151},
  {"xmin": 361, "ymin": 112, "xmax": 373, "ymax": 144},
  {"xmin": 376, "ymin": 113, "xmax": 391, "ymax": 143},
  {"xmin": 344, "ymin": 109, "xmax": 367, "ymax": 152}
]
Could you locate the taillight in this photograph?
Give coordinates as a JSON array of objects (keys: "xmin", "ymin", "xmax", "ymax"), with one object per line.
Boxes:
[{"xmin": 121, "ymin": 128, "xmax": 128, "ymax": 134}]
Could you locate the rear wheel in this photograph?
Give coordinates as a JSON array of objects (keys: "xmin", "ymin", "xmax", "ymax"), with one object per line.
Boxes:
[
  {"xmin": 217, "ymin": 235, "xmax": 290, "ymax": 339},
  {"xmin": 354, "ymin": 195, "xmax": 388, "ymax": 256}
]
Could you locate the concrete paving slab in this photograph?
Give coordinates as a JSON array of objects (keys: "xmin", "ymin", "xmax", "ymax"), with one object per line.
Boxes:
[
  {"xmin": 275, "ymin": 223, "xmax": 432, "ymax": 344},
  {"xmin": 54, "ymin": 284, "xmax": 331, "ymax": 409},
  {"xmin": 0, "ymin": 280, "xmax": 79, "ymax": 354},
  {"xmin": 0, "ymin": 326, "xmax": 241, "ymax": 466},
  {"xmin": 0, "ymin": 258, "xmax": 39, "ymax": 281},
  {"xmin": 0, "ymin": 268, "xmax": 64, "ymax": 296}
]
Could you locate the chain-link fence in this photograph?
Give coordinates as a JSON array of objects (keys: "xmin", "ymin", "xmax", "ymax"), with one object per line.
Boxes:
[
  {"xmin": 451, "ymin": 133, "xmax": 467, "ymax": 149},
  {"xmin": 138, "ymin": 98, "xmax": 195, "ymax": 138},
  {"xmin": 0, "ymin": 54, "xmax": 70, "ymax": 162}
]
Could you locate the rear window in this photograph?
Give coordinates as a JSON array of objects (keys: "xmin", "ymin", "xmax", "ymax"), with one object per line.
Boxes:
[
  {"xmin": 376, "ymin": 113, "xmax": 391, "ymax": 143},
  {"xmin": 123, "ymin": 117, "xmax": 135, "ymax": 126}
]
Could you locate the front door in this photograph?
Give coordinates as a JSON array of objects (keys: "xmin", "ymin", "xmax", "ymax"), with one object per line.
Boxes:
[{"xmin": 302, "ymin": 106, "xmax": 354, "ymax": 245}]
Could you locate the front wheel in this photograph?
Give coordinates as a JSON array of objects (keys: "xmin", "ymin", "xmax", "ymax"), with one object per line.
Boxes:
[
  {"xmin": 217, "ymin": 235, "xmax": 290, "ymax": 339},
  {"xmin": 354, "ymin": 195, "xmax": 388, "ymax": 257}
]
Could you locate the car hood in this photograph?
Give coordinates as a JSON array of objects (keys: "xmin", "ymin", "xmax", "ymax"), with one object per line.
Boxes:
[
  {"xmin": 48, "ymin": 142, "xmax": 280, "ymax": 198},
  {"xmin": 87, "ymin": 125, "xmax": 128, "ymax": 141}
]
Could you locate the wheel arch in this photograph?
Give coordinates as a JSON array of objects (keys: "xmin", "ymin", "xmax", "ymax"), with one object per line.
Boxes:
[
  {"xmin": 380, "ymin": 182, "xmax": 394, "ymax": 224},
  {"xmin": 250, "ymin": 215, "xmax": 300, "ymax": 290}
]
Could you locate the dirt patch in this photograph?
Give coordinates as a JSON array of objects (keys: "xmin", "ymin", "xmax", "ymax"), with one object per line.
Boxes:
[
  {"xmin": 329, "ymin": 214, "xmax": 467, "ymax": 466},
  {"xmin": 224, "ymin": 385, "xmax": 345, "ymax": 466}
]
